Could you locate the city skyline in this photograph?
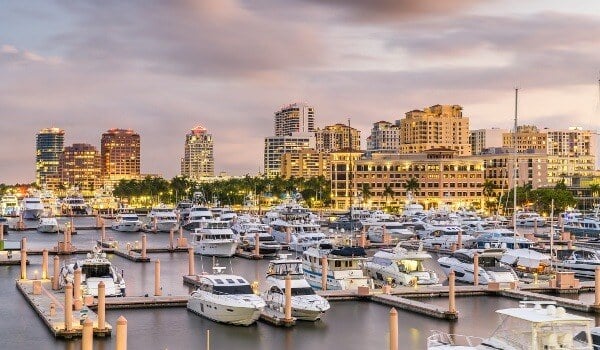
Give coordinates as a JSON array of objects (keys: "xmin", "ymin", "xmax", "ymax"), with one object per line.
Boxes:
[{"xmin": 2, "ymin": 1, "xmax": 600, "ymax": 184}]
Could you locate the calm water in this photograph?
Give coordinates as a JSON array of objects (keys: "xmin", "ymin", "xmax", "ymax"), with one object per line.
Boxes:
[{"xmin": 1, "ymin": 218, "xmax": 594, "ymax": 349}]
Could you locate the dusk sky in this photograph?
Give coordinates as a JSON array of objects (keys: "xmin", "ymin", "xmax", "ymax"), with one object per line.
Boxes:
[{"xmin": 2, "ymin": 0, "xmax": 600, "ymax": 184}]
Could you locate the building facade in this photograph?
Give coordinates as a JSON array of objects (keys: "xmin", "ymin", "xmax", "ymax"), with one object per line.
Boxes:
[
  {"xmin": 59, "ymin": 143, "xmax": 101, "ymax": 195},
  {"xmin": 545, "ymin": 127, "xmax": 596, "ymax": 157},
  {"xmin": 502, "ymin": 125, "xmax": 547, "ymax": 153},
  {"xmin": 366, "ymin": 121, "xmax": 401, "ymax": 152},
  {"xmin": 180, "ymin": 125, "xmax": 214, "ymax": 180},
  {"xmin": 469, "ymin": 128, "xmax": 508, "ymax": 155},
  {"xmin": 280, "ymin": 149, "xmax": 330, "ymax": 179},
  {"xmin": 398, "ymin": 104, "xmax": 471, "ymax": 156},
  {"xmin": 264, "ymin": 133, "xmax": 315, "ymax": 178},
  {"xmin": 315, "ymin": 123, "xmax": 360, "ymax": 153},
  {"xmin": 274, "ymin": 102, "xmax": 315, "ymax": 136},
  {"xmin": 35, "ymin": 127, "xmax": 65, "ymax": 187},
  {"xmin": 100, "ymin": 128, "xmax": 140, "ymax": 183}
]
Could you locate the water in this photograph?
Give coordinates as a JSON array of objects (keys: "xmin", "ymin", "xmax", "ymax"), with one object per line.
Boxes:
[{"xmin": 0, "ymin": 218, "xmax": 593, "ymax": 349}]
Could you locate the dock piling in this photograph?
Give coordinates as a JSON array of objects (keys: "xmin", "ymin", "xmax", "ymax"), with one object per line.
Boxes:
[
  {"xmin": 116, "ymin": 316, "xmax": 127, "ymax": 350},
  {"xmin": 154, "ymin": 259, "xmax": 162, "ymax": 296},
  {"xmin": 321, "ymin": 257, "xmax": 328, "ymax": 291},
  {"xmin": 73, "ymin": 268, "xmax": 83, "ymax": 311},
  {"xmin": 448, "ymin": 270, "xmax": 456, "ymax": 313},
  {"xmin": 389, "ymin": 308, "xmax": 398, "ymax": 350},
  {"xmin": 457, "ymin": 231, "xmax": 462, "ymax": 250},
  {"xmin": 206, "ymin": 329, "xmax": 210, "ymax": 350},
  {"xmin": 0, "ymin": 221, "xmax": 3, "ymax": 240},
  {"xmin": 169, "ymin": 228, "xmax": 174, "ymax": 250},
  {"xmin": 284, "ymin": 274, "xmax": 292, "ymax": 321},
  {"xmin": 473, "ymin": 253, "xmax": 479, "ymax": 286},
  {"xmin": 21, "ymin": 236, "xmax": 27, "ymax": 252},
  {"xmin": 188, "ymin": 248, "xmax": 195, "ymax": 276},
  {"xmin": 254, "ymin": 232, "xmax": 260, "ymax": 257},
  {"xmin": 101, "ymin": 220, "xmax": 106, "ymax": 242},
  {"xmin": 82, "ymin": 318, "xmax": 93, "ymax": 350},
  {"xmin": 64, "ymin": 283, "xmax": 73, "ymax": 331},
  {"xmin": 20, "ymin": 249, "xmax": 27, "ymax": 280},
  {"xmin": 595, "ymin": 267, "xmax": 600, "ymax": 306},
  {"xmin": 52, "ymin": 255, "xmax": 60, "ymax": 290},
  {"xmin": 98, "ymin": 281, "xmax": 106, "ymax": 331},
  {"xmin": 42, "ymin": 249, "xmax": 48, "ymax": 279},
  {"xmin": 141, "ymin": 234, "xmax": 147, "ymax": 259}
]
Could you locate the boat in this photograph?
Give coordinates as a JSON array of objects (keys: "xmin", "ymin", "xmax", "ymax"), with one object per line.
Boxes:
[
  {"xmin": 427, "ymin": 301, "xmax": 593, "ymax": 349},
  {"xmin": 61, "ymin": 196, "xmax": 90, "ymax": 215},
  {"xmin": 560, "ymin": 209, "xmax": 600, "ymax": 238},
  {"xmin": 420, "ymin": 226, "xmax": 474, "ymax": 250},
  {"xmin": 302, "ymin": 244, "xmax": 373, "ymax": 290},
  {"xmin": 186, "ymin": 266, "xmax": 265, "ymax": 326},
  {"xmin": 438, "ymin": 248, "xmax": 519, "ymax": 285},
  {"xmin": 39, "ymin": 189, "xmax": 59, "ymax": 216},
  {"xmin": 90, "ymin": 188, "xmax": 119, "ymax": 213},
  {"xmin": 500, "ymin": 248, "xmax": 552, "ymax": 278},
  {"xmin": 465, "ymin": 228, "xmax": 534, "ymax": 249},
  {"xmin": 270, "ymin": 219, "xmax": 328, "ymax": 253},
  {"xmin": 59, "ymin": 246, "xmax": 126, "ymax": 297},
  {"xmin": 365, "ymin": 224, "xmax": 416, "ymax": 243},
  {"xmin": 554, "ymin": 248, "xmax": 600, "ymax": 278},
  {"xmin": 146, "ymin": 204, "xmax": 179, "ymax": 232},
  {"xmin": 37, "ymin": 217, "xmax": 59, "ymax": 233},
  {"xmin": 176, "ymin": 200, "xmax": 194, "ymax": 222},
  {"xmin": 191, "ymin": 220, "xmax": 238, "ymax": 257},
  {"xmin": 364, "ymin": 243, "xmax": 439, "ymax": 286},
  {"xmin": 212, "ymin": 207, "xmax": 237, "ymax": 223},
  {"xmin": 110, "ymin": 212, "xmax": 143, "ymax": 232},
  {"xmin": 21, "ymin": 196, "xmax": 44, "ymax": 219},
  {"xmin": 233, "ymin": 219, "xmax": 282, "ymax": 256},
  {"xmin": 0, "ymin": 195, "xmax": 20, "ymax": 216},
  {"xmin": 262, "ymin": 255, "xmax": 330, "ymax": 321},
  {"xmin": 182, "ymin": 205, "xmax": 213, "ymax": 231},
  {"xmin": 515, "ymin": 211, "xmax": 547, "ymax": 227}
]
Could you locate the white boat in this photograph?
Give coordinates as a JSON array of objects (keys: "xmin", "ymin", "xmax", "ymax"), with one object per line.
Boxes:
[
  {"xmin": 21, "ymin": 196, "xmax": 44, "ymax": 219},
  {"xmin": 365, "ymin": 224, "xmax": 415, "ymax": 243},
  {"xmin": 262, "ymin": 256, "xmax": 330, "ymax": 321},
  {"xmin": 175, "ymin": 200, "xmax": 194, "ymax": 222},
  {"xmin": 421, "ymin": 226, "xmax": 474, "ymax": 250},
  {"xmin": 191, "ymin": 220, "xmax": 238, "ymax": 257},
  {"xmin": 182, "ymin": 205, "xmax": 213, "ymax": 231},
  {"xmin": 515, "ymin": 211, "xmax": 547, "ymax": 227},
  {"xmin": 500, "ymin": 248, "xmax": 552, "ymax": 278},
  {"xmin": 364, "ymin": 244, "xmax": 439, "ymax": 286},
  {"xmin": 146, "ymin": 204, "xmax": 179, "ymax": 232},
  {"xmin": 302, "ymin": 244, "xmax": 373, "ymax": 290},
  {"xmin": 466, "ymin": 228, "xmax": 534, "ymax": 250},
  {"xmin": 554, "ymin": 248, "xmax": 600, "ymax": 278},
  {"xmin": 427, "ymin": 301, "xmax": 593, "ymax": 349},
  {"xmin": 212, "ymin": 207, "xmax": 237, "ymax": 223},
  {"xmin": 37, "ymin": 217, "xmax": 59, "ymax": 233},
  {"xmin": 39, "ymin": 189, "xmax": 59, "ymax": 216},
  {"xmin": 111, "ymin": 213, "xmax": 143, "ymax": 232},
  {"xmin": 270, "ymin": 219, "xmax": 328, "ymax": 252},
  {"xmin": 61, "ymin": 196, "xmax": 90, "ymax": 215},
  {"xmin": 0, "ymin": 195, "xmax": 20, "ymax": 216},
  {"xmin": 59, "ymin": 247, "xmax": 125, "ymax": 297},
  {"xmin": 187, "ymin": 266, "xmax": 265, "ymax": 326},
  {"xmin": 560, "ymin": 209, "xmax": 600, "ymax": 238},
  {"xmin": 438, "ymin": 248, "xmax": 519, "ymax": 285},
  {"xmin": 90, "ymin": 188, "xmax": 119, "ymax": 213}
]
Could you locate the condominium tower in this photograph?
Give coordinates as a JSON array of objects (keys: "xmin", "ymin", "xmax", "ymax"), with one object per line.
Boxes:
[
  {"xmin": 274, "ymin": 102, "xmax": 315, "ymax": 136},
  {"xmin": 469, "ymin": 128, "xmax": 508, "ymax": 155},
  {"xmin": 315, "ymin": 123, "xmax": 361, "ymax": 153},
  {"xmin": 100, "ymin": 128, "xmax": 140, "ymax": 182},
  {"xmin": 35, "ymin": 127, "xmax": 65, "ymax": 187},
  {"xmin": 366, "ymin": 121, "xmax": 401, "ymax": 152},
  {"xmin": 181, "ymin": 125, "xmax": 215, "ymax": 180},
  {"xmin": 59, "ymin": 143, "xmax": 101, "ymax": 195}
]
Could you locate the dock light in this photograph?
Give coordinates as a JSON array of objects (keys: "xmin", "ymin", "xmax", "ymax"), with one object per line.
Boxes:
[{"xmin": 34, "ymin": 270, "xmax": 39, "ymax": 280}]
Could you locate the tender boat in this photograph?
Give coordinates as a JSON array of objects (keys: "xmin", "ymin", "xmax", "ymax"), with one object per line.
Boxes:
[
  {"xmin": 191, "ymin": 220, "xmax": 238, "ymax": 257},
  {"xmin": 111, "ymin": 213, "xmax": 143, "ymax": 232},
  {"xmin": 187, "ymin": 266, "xmax": 265, "ymax": 326},
  {"xmin": 37, "ymin": 217, "xmax": 59, "ymax": 233},
  {"xmin": 364, "ymin": 243, "xmax": 439, "ymax": 287},
  {"xmin": 59, "ymin": 247, "xmax": 125, "ymax": 297},
  {"xmin": 21, "ymin": 196, "xmax": 44, "ymax": 219},
  {"xmin": 302, "ymin": 244, "xmax": 373, "ymax": 290},
  {"xmin": 438, "ymin": 248, "xmax": 519, "ymax": 285},
  {"xmin": 262, "ymin": 255, "xmax": 330, "ymax": 321},
  {"xmin": 0, "ymin": 195, "xmax": 20, "ymax": 216},
  {"xmin": 146, "ymin": 204, "xmax": 179, "ymax": 232},
  {"xmin": 427, "ymin": 301, "xmax": 593, "ymax": 349},
  {"xmin": 182, "ymin": 205, "xmax": 213, "ymax": 231},
  {"xmin": 554, "ymin": 248, "xmax": 600, "ymax": 278},
  {"xmin": 61, "ymin": 196, "xmax": 90, "ymax": 215}
]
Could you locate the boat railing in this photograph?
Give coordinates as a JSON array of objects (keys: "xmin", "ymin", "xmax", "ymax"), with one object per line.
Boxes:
[{"xmin": 426, "ymin": 330, "xmax": 484, "ymax": 347}]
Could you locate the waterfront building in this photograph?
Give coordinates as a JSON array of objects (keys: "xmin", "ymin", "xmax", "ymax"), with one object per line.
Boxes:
[
  {"xmin": 469, "ymin": 128, "xmax": 508, "ymax": 155},
  {"xmin": 280, "ymin": 149, "xmax": 330, "ymax": 179},
  {"xmin": 315, "ymin": 123, "xmax": 360, "ymax": 153},
  {"xmin": 274, "ymin": 102, "xmax": 315, "ymax": 136},
  {"xmin": 100, "ymin": 128, "xmax": 140, "ymax": 184},
  {"xmin": 502, "ymin": 125, "xmax": 547, "ymax": 153},
  {"xmin": 545, "ymin": 126, "xmax": 596, "ymax": 157},
  {"xmin": 398, "ymin": 104, "xmax": 471, "ymax": 156},
  {"xmin": 366, "ymin": 121, "xmax": 401, "ymax": 152},
  {"xmin": 59, "ymin": 143, "xmax": 101, "ymax": 195},
  {"xmin": 264, "ymin": 133, "xmax": 315, "ymax": 178},
  {"xmin": 35, "ymin": 127, "xmax": 65, "ymax": 188},
  {"xmin": 180, "ymin": 125, "xmax": 214, "ymax": 180}
]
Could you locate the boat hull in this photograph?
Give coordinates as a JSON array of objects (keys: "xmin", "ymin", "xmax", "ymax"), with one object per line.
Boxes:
[
  {"xmin": 194, "ymin": 242, "xmax": 238, "ymax": 257},
  {"xmin": 187, "ymin": 298, "xmax": 261, "ymax": 326},
  {"xmin": 23, "ymin": 209, "xmax": 44, "ymax": 220},
  {"xmin": 37, "ymin": 224, "xmax": 59, "ymax": 233}
]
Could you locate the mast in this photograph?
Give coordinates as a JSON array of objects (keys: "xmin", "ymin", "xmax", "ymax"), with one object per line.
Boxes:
[
  {"xmin": 550, "ymin": 198, "xmax": 554, "ymax": 271},
  {"xmin": 513, "ymin": 88, "xmax": 519, "ymax": 247},
  {"xmin": 348, "ymin": 117, "xmax": 354, "ymax": 232}
]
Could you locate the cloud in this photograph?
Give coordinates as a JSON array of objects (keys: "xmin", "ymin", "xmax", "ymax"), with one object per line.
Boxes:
[{"xmin": 0, "ymin": 43, "xmax": 62, "ymax": 65}]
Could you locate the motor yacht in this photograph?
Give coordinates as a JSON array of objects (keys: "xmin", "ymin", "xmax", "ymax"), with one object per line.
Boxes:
[
  {"xmin": 500, "ymin": 249, "xmax": 552, "ymax": 278},
  {"xmin": 21, "ymin": 196, "xmax": 44, "ymax": 220},
  {"xmin": 466, "ymin": 228, "xmax": 534, "ymax": 249},
  {"xmin": 61, "ymin": 196, "xmax": 90, "ymax": 215},
  {"xmin": 182, "ymin": 205, "xmax": 213, "ymax": 231},
  {"xmin": 420, "ymin": 226, "xmax": 474, "ymax": 250},
  {"xmin": 233, "ymin": 220, "xmax": 282, "ymax": 256},
  {"xmin": 191, "ymin": 220, "xmax": 238, "ymax": 257},
  {"xmin": 187, "ymin": 266, "xmax": 265, "ymax": 326},
  {"xmin": 554, "ymin": 248, "xmax": 600, "ymax": 278},
  {"xmin": 175, "ymin": 200, "xmax": 194, "ymax": 222},
  {"xmin": 366, "ymin": 224, "xmax": 415, "ymax": 243},
  {"xmin": 37, "ymin": 217, "xmax": 59, "ymax": 233},
  {"xmin": 0, "ymin": 195, "xmax": 20, "ymax": 216},
  {"xmin": 364, "ymin": 243, "xmax": 439, "ymax": 287},
  {"xmin": 262, "ymin": 255, "xmax": 330, "ymax": 321},
  {"xmin": 146, "ymin": 204, "xmax": 179, "ymax": 232},
  {"xmin": 90, "ymin": 188, "xmax": 119, "ymax": 213},
  {"xmin": 212, "ymin": 207, "xmax": 237, "ymax": 223},
  {"xmin": 302, "ymin": 244, "xmax": 373, "ymax": 290},
  {"xmin": 270, "ymin": 219, "xmax": 328, "ymax": 253},
  {"xmin": 560, "ymin": 209, "xmax": 600, "ymax": 238},
  {"xmin": 438, "ymin": 248, "xmax": 519, "ymax": 285},
  {"xmin": 427, "ymin": 301, "xmax": 593, "ymax": 349},
  {"xmin": 59, "ymin": 246, "xmax": 125, "ymax": 297},
  {"xmin": 515, "ymin": 211, "xmax": 547, "ymax": 227},
  {"xmin": 111, "ymin": 213, "xmax": 143, "ymax": 232}
]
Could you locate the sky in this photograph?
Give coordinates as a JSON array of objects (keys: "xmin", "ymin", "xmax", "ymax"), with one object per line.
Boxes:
[{"xmin": 2, "ymin": 0, "xmax": 600, "ymax": 184}]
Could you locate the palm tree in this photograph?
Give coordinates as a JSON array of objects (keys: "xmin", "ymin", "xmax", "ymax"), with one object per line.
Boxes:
[
  {"xmin": 360, "ymin": 183, "xmax": 372, "ymax": 207},
  {"xmin": 589, "ymin": 183, "xmax": 600, "ymax": 206},
  {"xmin": 383, "ymin": 184, "xmax": 395, "ymax": 207},
  {"xmin": 404, "ymin": 177, "xmax": 420, "ymax": 197}
]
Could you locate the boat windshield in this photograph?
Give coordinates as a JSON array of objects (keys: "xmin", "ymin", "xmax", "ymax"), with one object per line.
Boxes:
[
  {"xmin": 213, "ymin": 284, "xmax": 253, "ymax": 295},
  {"xmin": 82, "ymin": 264, "xmax": 112, "ymax": 278},
  {"xmin": 291, "ymin": 287, "xmax": 315, "ymax": 296},
  {"xmin": 479, "ymin": 256, "xmax": 500, "ymax": 268},
  {"xmin": 122, "ymin": 216, "xmax": 138, "ymax": 221}
]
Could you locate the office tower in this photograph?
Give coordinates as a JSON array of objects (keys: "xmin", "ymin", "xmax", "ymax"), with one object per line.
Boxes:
[
  {"xmin": 181, "ymin": 125, "xmax": 215, "ymax": 180},
  {"xmin": 366, "ymin": 121, "xmax": 401, "ymax": 152},
  {"xmin": 101, "ymin": 128, "xmax": 140, "ymax": 182},
  {"xmin": 59, "ymin": 143, "xmax": 101, "ymax": 194},
  {"xmin": 35, "ymin": 127, "xmax": 65, "ymax": 187},
  {"xmin": 264, "ymin": 133, "xmax": 315, "ymax": 178}
]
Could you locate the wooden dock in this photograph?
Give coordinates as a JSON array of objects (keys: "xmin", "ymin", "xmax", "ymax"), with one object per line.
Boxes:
[
  {"xmin": 259, "ymin": 306, "xmax": 296, "ymax": 327},
  {"xmin": 90, "ymin": 295, "xmax": 189, "ymax": 310},
  {"xmin": 371, "ymin": 294, "xmax": 458, "ymax": 320},
  {"xmin": 499, "ymin": 289, "xmax": 599, "ymax": 313},
  {"xmin": 16, "ymin": 279, "xmax": 112, "ymax": 339}
]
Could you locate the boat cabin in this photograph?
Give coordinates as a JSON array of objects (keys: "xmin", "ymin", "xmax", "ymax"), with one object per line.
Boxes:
[{"xmin": 198, "ymin": 274, "xmax": 254, "ymax": 295}]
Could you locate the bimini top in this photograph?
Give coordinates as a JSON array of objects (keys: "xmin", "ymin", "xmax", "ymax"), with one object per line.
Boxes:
[{"xmin": 497, "ymin": 303, "xmax": 592, "ymax": 324}]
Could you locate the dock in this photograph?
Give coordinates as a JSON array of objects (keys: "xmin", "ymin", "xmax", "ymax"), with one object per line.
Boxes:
[
  {"xmin": 259, "ymin": 306, "xmax": 296, "ymax": 327},
  {"xmin": 90, "ymin": 295, "xmax": 189, "ymax": 310},
  {"xmin": 16, "ymin": 279, "xmax": 112, "ymax": 339},
  {"xmin": 371, "ymin": 294, "xmax": 458, "ymax": 320}
]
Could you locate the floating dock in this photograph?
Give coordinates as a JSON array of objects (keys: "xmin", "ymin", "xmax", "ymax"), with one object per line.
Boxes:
[
  {"xmin": 371, "ymin": 294, "xmax": 458, "ymax": 320},
  {"xmin": 259, "ymin": 306, "xmax": 296, "ymax": 327},
  {"xmin": 90, "ymin": 296, "xmax": 188, "ymax": 310}
]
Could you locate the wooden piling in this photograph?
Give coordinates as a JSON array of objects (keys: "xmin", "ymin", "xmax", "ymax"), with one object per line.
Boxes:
[
  {"xmin": 473, "ymin": 253, "xmax": 479, "ymax": 286},
  {"xmin": 141, "ymin": 234, "xmax": 147, "ymax": 259},
  {"xmin": 116, "ymin": 316, "xmax": 127, "ymax": 350},
  {"xmin": 457, "ymin": 231, "xmax": 462, "ymax": 250},
  {"xmin": 595, "ymin": 267, "xmax": 600, "ymax": 306},
  {"xmin": 74, "ymin": 268, "xmax": 83, "ymax": 310},
  {"xmin": 42, "ymin": 249, "xmax": 48, "ymax": 279},
  {"xmin": 82, "ymin": 318, "xmax": 93, "ymax": 350},
  {"xmin": 389, "ymin": 308, "xmax": 398, "ymax": 350},
  {"xmin": 64, "ymin": 283, "xmax": 73, "ymax": 331},
  {"xmin": 284, "ymin": 274, "xmax": 292, "ymax": 321},
  {"xmin": 448, "ymin": 270, "xmax": 456, "ymax": 313},
  {"xmin": 154, "ymin": 259, "xmax": 162, "ymax": 296},
  {"xmin": 169, "ymin": 228, "xmax": 174, "ymax": 250},
  {"xmin": 321, "ymin": 257, "xmax": 328, "ymax": 291},
  {"xmin": 188, "ymin": 248, "xmax": 195, "ymax": 276},
  {"xmin": 52, "ymin": 255, "xmax": 60, "ymax": 290},
  {"xmin": 254, "ymin": 231, "xmax": 260, "ymax": 257},
  {"xmin": 98, "ymin": 281, "xmax": 106, "ymax": 331},
  {"xmin": 20, "ymin": 249, "xmax": 27, "ymax": 280},
  {"xmin": 0, "ymin": 223, "xmax": 4, "ymax": 240}
]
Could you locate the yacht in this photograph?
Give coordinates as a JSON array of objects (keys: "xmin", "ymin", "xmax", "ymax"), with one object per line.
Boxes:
[
  {"xmin": 182, "ymin": 205, "xmax": 213, "ymax": 231},
  {"xmin": 427, "ymin": 301, "xmax": 593, "ymax": 349},
  {"xmin": 262, "ymin": 256, "xmax": 330, "ymax": 321},
  {"xmin": 466, "ymin": 228, "xmax": 534, "ymax": 249},
  {"xmin": 364, "ymin": 244, "xmax": 439, "ymax": 287},
  {"xmin": 61, "ymin": 196, "xmax": 90, "ymax": 215},
  {"xmin": 233, "ymin": 220, "xmax": 282, "ymax": 256},
  {"xmin": 59, "ymin": 247, "xmax": 126, "ymax": 296},
  {"xmin": 438, "ymin": 248, "xmax": 519, "ymax": 285},
  {"xmin": 0, "ymin": 195, "xmax": 20, "ymax": 216},
  {"xmin": 420, "ymin": 226, "xmax": 474, "ymax": 250},
  {"xmin": 212, "ymin": 207, "xmax": 237, "ymax": 223},
  {"xmin": 187, "ymin": 266, "xmax": 265, "ymax": 326},
  {"xmin": 37, "ymin": 217, "xmax": 59, "ymax": 233},
  {"xmin": 39, "ymin": 189, "xmax": 59, "ymax": 216},
  {"xmin": 560, "ymin": 210, "xmax": 600, "ymax": 237},
  {"xmin": 515, "ymin": 211, "xmax": 547, "ymax": 227},
  {"xmin": 554, "ymin": 248, "xmax": 600, "ymax": 278},
  {"xmin": 270, "ymin": 219, "xmax": 328, "ymax": 253},
  {"xmin": 302, "ymin": 244, "xmax": 373, "ymax": 290},
  {"xmin": 146, "ymin": 204, "xmax": 179, "ymax": 232},
  {"xmin": 191, "ymin": 220, "xmax": 238, "ymax": 257},
  {"xmin": 175, "ymin": 200, "xmax": 194, "ymax": 222},
  {"xmin": 365, "ymin": 224, "xmax": 415, "ymax": 243},
  {"xmin": 21, "ymin": 196, "xmax": 44, "ymax": 219},
  {"xmin": 500, "ymin": 248, "xmax": 553, "ymax": 278},
  {"xmin": 262, "ymin": 200, "xmax": 316, "ymax": 225},
  {"xmin": 90, "ymin": 188, "xmax": 119, "ymax": 213},
  {"xmin": 111, "ymin": 213, "xmax": 143, "ymax": 232}
]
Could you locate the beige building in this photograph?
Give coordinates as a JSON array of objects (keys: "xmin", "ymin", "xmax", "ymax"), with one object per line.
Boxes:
[
  {"xmin": 470, "ymin": 128, "xmax": 507, "ymax": 155},
  {"xmin": 181, "ymin": 125, "xmax": 214, "ymax": 180},
  {"xmin": 315, "ymin": 123, "xmax": 360, "ymax": 153},
  {"xmin": 59, "ymin": 143, "xmax": 102, "ymax": 195},
  {"xmin": 366, "ymin": 121, "xmax": 401, "ymax": 152},
  {"xmin": 280, "ymin": 149, "xmax": 330, "ymax": 179},
  {"xmin": 398, "ymin": 104, "xmax": 471, "ymax": 156},
  {"xmin": 502, "ymin": 125, "xmax": 547, "ymax": 153},
  {"xmin": 545, "ymin": 127, "xmax": 596, "ymax": 157},
  {"xmin": 264, "ymin": 133, "xmax": 315, "ymax": 178},
  {"xmin": 274, "ymin": 102, "xmax": 315, "ymax": 136}
]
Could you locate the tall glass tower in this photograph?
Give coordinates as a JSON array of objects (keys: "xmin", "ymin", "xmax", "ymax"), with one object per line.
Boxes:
[{"xmin": 36, "ymin": 127, "xmax": 65, "ymax": 186}]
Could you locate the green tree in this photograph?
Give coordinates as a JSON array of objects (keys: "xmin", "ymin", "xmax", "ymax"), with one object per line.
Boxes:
[
  {"xmin": 360, "ymin": 183, "xmax": 372, "ymax": 204},
  {"xmin": 404, "ymin": 177, "xmax": 420, "ymax": 196},
  {"xmin": 530, "ymin": 188, "xmax": 576, "ymax": 214}
]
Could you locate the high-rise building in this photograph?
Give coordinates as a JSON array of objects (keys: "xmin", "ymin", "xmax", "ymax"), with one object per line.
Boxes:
[
  {"xmin": 274, "ymin": 103, "xmax": 315, "ymax": 136},
  {"xmin": 35, "ymin": 127, "xmax": 65, "ymax": 187},
  {"xmin": 398, "ymin": 104, "xmax": 471, "ymax": 156},
  {"xmin": 280, "ymin": 149, "xmax": 330, "ymax": 179},
  {"xmin": 100, "ymin": 128, "xmax": 140, "ymax": 183},
  {"xmin": 469, "ymin": 128, "xmax": 508, "ymax": 155},
  {"xmin": 545, "ymin": 127, "xmax": 596, "ymax": 157},
  {"xmin": 181, "ymin": 125, "xmax": 214, "ymax": 180},
  {"xmin": 264, "ymin": 133, "xmax": 315, "ymax": 178},
  {"xmin": 366, "ymin": 121, "xmax": 401, "ymax": 152},
  {"xmin": 59, "ymin": 143, "xmax": 101, "ymax": 195},
  {"xmin": 502, "ymin": 125, "xmax": 547, "ymax": 153},
  {"xmin": 315, "ymin": 123, "xmax": 360, "ymax": 153}
]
